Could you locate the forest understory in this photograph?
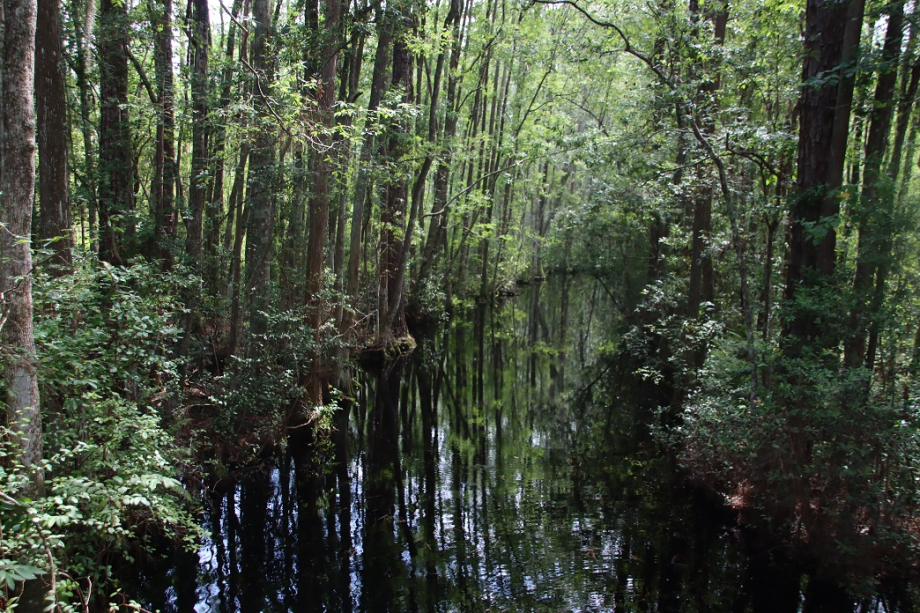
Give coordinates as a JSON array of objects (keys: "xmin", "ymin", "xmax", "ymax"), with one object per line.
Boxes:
[{"xmin": 5, "ymin": 0, "xmax": 920, "ymax": 608}]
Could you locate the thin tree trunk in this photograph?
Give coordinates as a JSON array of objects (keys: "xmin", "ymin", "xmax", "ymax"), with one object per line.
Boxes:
[
  {"xmin": 245, "ymin": 0, "xmax": 275, "ymax": 340},
  {"xmin": 73, "ymin": 0, "xmax": 97, "ymax": 252},
  {"xmin": 845, "ymin": 0, "xmax": 904, "ymax": 370},
  {"xmin": 863, "ymin": 9, "xmax": 920, "ymax": 372},
  {"xmin": 186, "ymin": 0, "xmax": 210, "ymax": 268},
  {"xmin": 344, "ymin": 10, "xmax": 390, "ymax": 337},
  {"xmin": 305, "ymin": 0, "xmax": 341, "ymax": 305},
  {"xmin": 181, "ymin": 0, "xmax": 210, "ymax": 357},
  {"xmin": 377, "ymin": 22, "xmax": 413, "ymax": 340},
  {"xmin": 149, "ymin": 0, "xmax": 177, "ymax": 266},
  {"xmin": 304, "ymin": 0, "xmax": 341, "ymax": 402},
  {"xmin": 227, "ymin": 144, "xmax": 250, "ymax": 357},
  {"xmin": 206, "ymin": 0, "xmax": 242, "ymax": 291},
  {"xmin": 417, "ymin": 0, "xmax": 464, "ymax": 283},
  {"xmin": 685, "ymin": 0, "xmax": 725, "ymax": 322},
  {"xmin": 384, "ymin": 0, "xmax": 461, "ymax": 331}
]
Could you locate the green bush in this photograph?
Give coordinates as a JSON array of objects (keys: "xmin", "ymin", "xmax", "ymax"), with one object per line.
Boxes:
[{"xmin": 1, "ymin": 256, "xmax": 200, "ymax": 610}]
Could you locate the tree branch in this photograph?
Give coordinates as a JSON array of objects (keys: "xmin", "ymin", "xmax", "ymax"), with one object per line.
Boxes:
[{"xmin": 125, "ymin": 47, "xmax": 158, "ymax": 107}]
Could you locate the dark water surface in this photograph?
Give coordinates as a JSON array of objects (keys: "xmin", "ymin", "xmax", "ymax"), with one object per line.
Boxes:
[{"xmin": 135, "ymin": 278, "xmax": 894, "ymax": 612}]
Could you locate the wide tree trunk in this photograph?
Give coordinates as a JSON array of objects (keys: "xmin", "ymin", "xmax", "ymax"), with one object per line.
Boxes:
[
  {"xmin": 35, "ymin": 0, "xmax": 72, "ymax": 273},
  {"xmin": 1, "ymin": 0, "xmax": 42, "ymax": 493},
  {"xmin": 783, "ymin": 0, "xmax": 865, "ymax": 350}
]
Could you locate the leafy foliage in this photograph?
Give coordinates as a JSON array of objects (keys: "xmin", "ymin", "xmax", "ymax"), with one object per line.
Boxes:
[{"xmin": 1, "ymin": 257, "xmax": 200, "ymax": 609}]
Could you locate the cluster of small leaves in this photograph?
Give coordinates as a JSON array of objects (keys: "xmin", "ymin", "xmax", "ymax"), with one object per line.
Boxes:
[
  {"xmin": 202, "ymin": 307, "xmax": 317, "ymax": 466},
  {"xmin": 32, "ymin": 257, "xmax": 188, "ymax": 409},
  {"xmin": 0, "ymin": 256, "xmax": 200, "ymax": 609},
  {"xmin": 678, "ymin": 337, "xmax": 920, "ymax": 593},
  {"xmin": 1, "ymin": 401, "xmax": 200, "ymax": 609}
]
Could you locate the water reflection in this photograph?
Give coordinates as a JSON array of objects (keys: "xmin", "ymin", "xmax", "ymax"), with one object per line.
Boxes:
[{"xmin": 137, "ymin": 277, "xmax": 893, "ymax": 612}]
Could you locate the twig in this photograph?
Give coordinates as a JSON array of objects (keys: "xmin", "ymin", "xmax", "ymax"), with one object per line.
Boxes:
[
  {"xmin": 125, "ymin": 47, "xmax": 158, "ymax": 107},
  {"xmin": 57, "ymin": 573, "xmax": 89, "ymax": 612}
]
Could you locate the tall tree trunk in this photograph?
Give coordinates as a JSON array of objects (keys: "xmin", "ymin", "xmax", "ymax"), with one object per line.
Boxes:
[
  {"xmin": 205, "ymin": 0, "xmax": 242, "ymax": 292},
  {"xmin": 304, "ymin": 0, "xmax": 342, "ymax": 304},
  {"xmin": 73, "ymin": 0, "xmax": 97, "ymax": 251},
  {"xmin": 344, "ymin": 10, "xmax": 390, "ymax": 336},
  {"xmin": 186, "ymin": 0, "xmax": 210, "ymax": 268},
  {"xmin": 863, "ymin": 4, "xmax": 917, "ymax": 373},
  {"xmin": 844, "ymin": 0, "xmax": 904, "ymax": 370},
  {"xmin": 304, "ymin": 0, "xmax": 341, "ymax": 403},
  {"xmin": 149, "ymin": 0, "xmax": 177, "ymax": 266},
  {"xmin": 35, "ymin": 0, "xmax": 72, "ymax": 273},
  {"xmin": 377, "ymin": 17, "xmax": 414, "ymax": 341},
  {"xmin": 280, "ymin": 146, "xmax": 306, "ymax": 308},
  {"xmin": 181, "ymin": 0, "xmax": 210, "ymax": 356},
  {"xmin": 227, "ymin": 144, "xmax": 250, "ymax": 357},
  {"xmin": 417, "ymin": 0, "xmax": 463, "ymax": 283},
  {"xmin": 685, "ymin": 0, "xmax": 725, "ymax": 322},
  {"xmin": 783, "ymin": 0, "xmax": 865, "ymax": 350},
  {"xmin": 245, "ymin": 0, "xmax": 275, "ymax": 340},
  {"xmin": 97, "ymin": 0, "xmax": 134, "ymax": 265},
  {"xmin": 387, "ymin": 0, "xmax": 461, "ymax": 329},
  {"xmin": 1, "ymin": 0, "xmax": 42, "ymax": 493}
]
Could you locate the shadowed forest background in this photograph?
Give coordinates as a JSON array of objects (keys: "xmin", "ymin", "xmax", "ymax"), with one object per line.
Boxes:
[{"xmin": 4, "ymin": 0, "xmax": 920, "ymax": 609}]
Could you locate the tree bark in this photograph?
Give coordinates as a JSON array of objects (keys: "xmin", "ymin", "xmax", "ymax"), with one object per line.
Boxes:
[
  {"xmin": 227, "ymin": 144, "xmax": 250, "ymax": 357},
  {"xmin": 783, "ymin": 0, "xmax": 865, "ymax": 349},
  {"xmin": 73, "ymin": 0, "xmax": 97, "ymax": 252},
  {"xmin": 245, "ymin": 0, "xmax": 275, "ymax": 340},
  {"xmin": 186, "ymin": 0, "xmax": 210, "ymax": 268},
  {"xmin": 684, "ymin": 0, "xmax": 725, "ymax": 321},
  {"xmin": 305, "ymin": 0, "xmax": 341, "ymax": 315},
  {"xmin": 180, "ymin": 0, "xmax": 210, "ymax": 357},
  {"xmin": 845, "ymin": 0, "xmax": 904, "ymax": 370},
  {"xmin": 97, "ymin": 0, "xmax": 134, "ymax": 265},
  {"xmin": 1, "ymin": 0, "xmax": 42, "ymax": 493},
  {"xmin": 149, "ymin": 0, "xmax": 177, "ymax": 266},
  {"xmin": 205, "ymin": 0, "xmax": 241, "ymax": 293},
  {"xmin": 377, "ymin": 15, "xmax": 414, "ymax": 340},
  {"xmin": 35, "ymin": 0, "xmax": 72, "ymax": 273},
  {"xmin": 303, "ymin": 0, "xmax": 341, "ymax": 402},
  {"xmin": 344, "ymin": 9, "xmax": 391, "ymax": 336}
]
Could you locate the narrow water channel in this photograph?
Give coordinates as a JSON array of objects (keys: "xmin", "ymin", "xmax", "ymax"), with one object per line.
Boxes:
[{"xmin": 133, "ymin": 277, "xmax": 892, "ymax": 612}]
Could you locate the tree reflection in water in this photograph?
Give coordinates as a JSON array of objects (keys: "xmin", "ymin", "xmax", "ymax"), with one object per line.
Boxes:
[{"xmin": 136, "ymin": 277, "xmax": 883, "ymax": 612}]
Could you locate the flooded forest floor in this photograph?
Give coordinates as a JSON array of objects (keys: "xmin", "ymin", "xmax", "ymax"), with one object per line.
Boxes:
[{"xmin": 130, "ymin": 277, "xmax": 910, "ymax": 612}]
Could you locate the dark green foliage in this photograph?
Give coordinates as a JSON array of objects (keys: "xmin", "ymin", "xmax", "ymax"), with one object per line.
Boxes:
[{"xmin": 1, "ymin": 257, "xmax": 199, "ymax": 608}]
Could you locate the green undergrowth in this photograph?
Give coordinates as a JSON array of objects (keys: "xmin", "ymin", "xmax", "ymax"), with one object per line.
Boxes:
[
  {"xmin": 1, "ymin": 257, "xmax": 200, "ymax": 609},
  {"xmin": 677, "ymin": 336, "xmax": 920, "ymax": 600},
  {"xmin": 0, "ymin": 255, "xmax": 327, "ymax": 610}
]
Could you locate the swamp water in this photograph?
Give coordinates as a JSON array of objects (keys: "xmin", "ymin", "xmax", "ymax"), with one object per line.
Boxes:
[{"xmin": 134, "ymin": 277, "xmax": 896, "ymax": 612}]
